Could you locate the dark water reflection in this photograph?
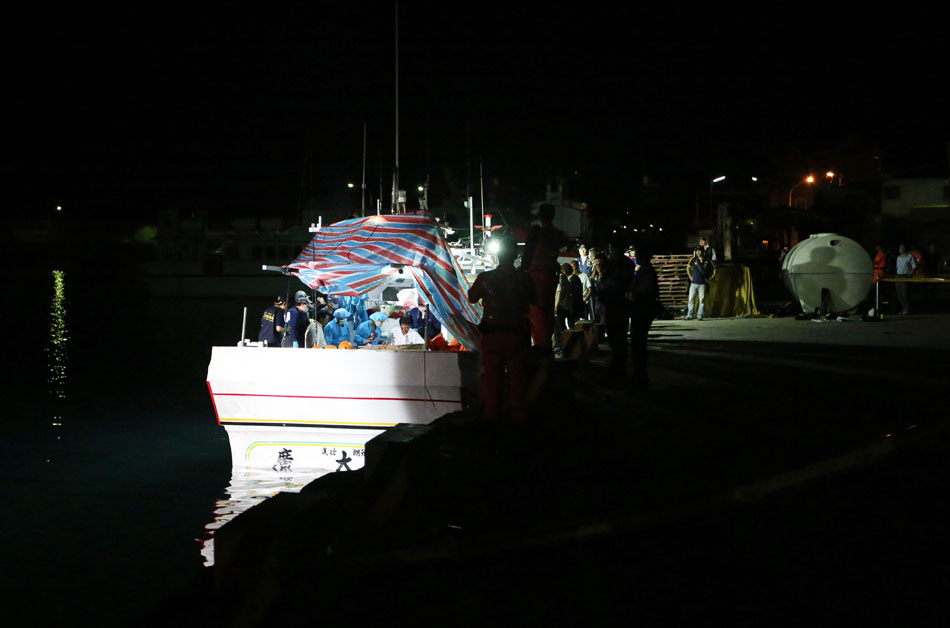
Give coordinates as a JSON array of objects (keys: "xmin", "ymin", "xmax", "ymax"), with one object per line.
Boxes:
[{"xmin": 2, "ymin": 258, "xmax": 264, "ymax": 626}]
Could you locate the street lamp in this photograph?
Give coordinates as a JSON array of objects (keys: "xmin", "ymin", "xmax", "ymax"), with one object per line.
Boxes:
[
  {"xmin": 346, "ymin": 182, "xmax": 363, "ymax": 216},
  {"xmin": 417, "ymin": 180, "xmax": 429, "ymax": 211},
  {"xmin": 788, "ymin": 175, "xmax": 815, "ymax": 208},
  {"xmin": 710, "ymin": 176, "xmax": 727, "ymax": 256},
  {"xmin": 709, "ymin": 175, "xmax": 726, "ymax": 216}
]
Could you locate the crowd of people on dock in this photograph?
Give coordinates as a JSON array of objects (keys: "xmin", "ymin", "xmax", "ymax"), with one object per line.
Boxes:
[
  {"xmin": 256, "ymin": 203, "xmax": 717, "ymax": 425},
  {"xmin": 467, "ymin": 203, "xmax": 666, "ymax": 424}
]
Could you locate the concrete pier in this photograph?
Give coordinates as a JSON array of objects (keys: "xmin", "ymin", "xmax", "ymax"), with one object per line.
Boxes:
[{"xmin": 145, "ymin": 312, "xmax": 950, "ymax": 626}]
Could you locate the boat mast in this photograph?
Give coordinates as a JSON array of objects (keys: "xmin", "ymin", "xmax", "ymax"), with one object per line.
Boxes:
[
  {"xmin": 361, "ymin": 122, "xmax": 367, "ymax": 216},
  {"xmin": 480, "ymin": 158, "xmax": 485, "ymax": 245},
  {"xmin": 391, "ymin": 1, "xmax": 400, "ymax": 214}
]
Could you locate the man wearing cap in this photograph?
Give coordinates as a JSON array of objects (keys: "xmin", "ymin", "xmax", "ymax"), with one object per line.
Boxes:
[
  {"xmin": 258, "ymin": 295, "xmax": 287, "ymax": 347},
  {"xmin": 354, "ymin": 311, "xmax": 389, "ymax": 346},
  {"xmin": 576, "ymin": 243, "xmax": 594, "ymax": 276},
  {"xmin": 282, "ymin": 291, "xmax": 313, "ymax": 347},
  {"xmin": 324, "ymin": 308, "xmax": 352, "ymax": 346}
]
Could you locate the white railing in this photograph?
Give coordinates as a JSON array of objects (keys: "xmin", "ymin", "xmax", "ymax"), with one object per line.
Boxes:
[{"xmin": 451, "ymin": 247, "xmax": 497, "ymax": 275}]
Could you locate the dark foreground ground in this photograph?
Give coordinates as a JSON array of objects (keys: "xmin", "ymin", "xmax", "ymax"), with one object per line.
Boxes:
[{"xmin": 142, "ymin": 312, "xmax": 950, "ymax": 627}]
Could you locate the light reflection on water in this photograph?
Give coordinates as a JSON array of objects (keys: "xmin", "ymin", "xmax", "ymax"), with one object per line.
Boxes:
[
  {"xmin": 48, "ymin": 270, "xmax": 68, "ymax": 444},
  {"xmin": 37, "ymin": 273, "xmax": 331, "ymax": 572},
  {"xmin": 200, "ymin": 467, "xmax": 330, "ymax": 566}
]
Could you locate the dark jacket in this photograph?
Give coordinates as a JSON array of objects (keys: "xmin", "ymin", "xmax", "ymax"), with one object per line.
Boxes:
[
  {"xmin": 688, "ymin": 257, "xmax": 713, "ymax": 284},
  {"xmin": 626, "ymin": 261, "xmax": 661, "ymax": 317}
]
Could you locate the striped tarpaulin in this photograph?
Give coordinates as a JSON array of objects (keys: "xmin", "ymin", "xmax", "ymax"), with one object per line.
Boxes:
[{"xmin": 288, "ymin": 213, "xmax": 483, "ymax": 351}]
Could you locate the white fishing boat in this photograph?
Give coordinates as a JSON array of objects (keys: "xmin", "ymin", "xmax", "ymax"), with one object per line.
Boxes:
[{"xmin": 206, "ymin": 213, "xmax": 483, "ymax": 472}]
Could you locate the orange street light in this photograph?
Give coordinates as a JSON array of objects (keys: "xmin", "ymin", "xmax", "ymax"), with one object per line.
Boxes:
[{"xmin": 789, "ymin": 175, "xmax": 815, "ymax": 207}]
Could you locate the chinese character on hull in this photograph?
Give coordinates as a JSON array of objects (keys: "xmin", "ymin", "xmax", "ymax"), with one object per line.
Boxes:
[{"xmin": 273, "ymin": 448, "xmax": 293, "ymax": 472}]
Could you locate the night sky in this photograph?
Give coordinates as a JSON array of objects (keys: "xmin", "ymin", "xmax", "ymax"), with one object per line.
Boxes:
[{"xmin": 6, "ymin": 4, "xmax": 949, "ymax": 229}]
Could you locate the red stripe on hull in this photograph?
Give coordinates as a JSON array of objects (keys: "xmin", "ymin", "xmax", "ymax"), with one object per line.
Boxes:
[{"xmin": 210, "ymin": 391, "xmax": 462, "ymax": 404}]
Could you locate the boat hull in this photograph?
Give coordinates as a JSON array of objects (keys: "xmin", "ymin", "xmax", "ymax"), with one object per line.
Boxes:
[{"xmin": 207, "ymin": 346, "xmax": 477, "ymax": 471}]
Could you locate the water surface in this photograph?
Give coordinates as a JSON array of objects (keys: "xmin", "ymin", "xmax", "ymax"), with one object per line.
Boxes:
[{"xmin": 1, "ymin": 256, "xmax": 291, "ymax": 626}]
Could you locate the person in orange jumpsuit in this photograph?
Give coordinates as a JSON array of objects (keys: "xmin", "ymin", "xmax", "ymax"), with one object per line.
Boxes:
[
  {"xmin": 521, "ymin": 203, "xmax": 564, "ymax": 352},
  {"xmin": 872, "ymin": 244, "xmax": 886, "ymax": 283},
  {"xmin": 468, "ymin": 235, "xmax": 535, "ymax": 424}
]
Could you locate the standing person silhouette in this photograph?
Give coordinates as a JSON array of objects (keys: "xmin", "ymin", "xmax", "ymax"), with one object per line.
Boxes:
[
  {"xmin": 600, "ymin": 240, "xmax": 635, "ymax": 378},
  {"xmin": 626, "ymin": 246, "xmax": 661, "ymax": 389},
  {"xmin": 468, "ymin": 235, "xmax": 535, "ymax": 424},
  {"xmin": 521, "ymin": 203, "xmax": 565, "ymax": 353},
  {"xmin": 895, "ymin": 244, "xmax": 916, "ymax": 315},
  {"xmin": 685, "ymin": 248, "xmax": 714, "ymax": 320}
]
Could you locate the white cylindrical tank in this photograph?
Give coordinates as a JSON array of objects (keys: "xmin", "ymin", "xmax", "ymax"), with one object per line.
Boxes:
[{"xmin": 781, "ymin": 233, "xmax": 873, "ymax": 313}]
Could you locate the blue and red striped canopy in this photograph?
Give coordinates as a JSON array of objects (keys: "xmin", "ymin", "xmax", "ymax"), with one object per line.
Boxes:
[{"xmin": 288, "ymin": 213, "xmax": 482, "ymax": 350}]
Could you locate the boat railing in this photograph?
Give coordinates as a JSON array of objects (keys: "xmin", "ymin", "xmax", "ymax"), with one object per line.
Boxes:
[{"xmin": 451, "ymin": 248, "xmax": 497, "ymax": 275}]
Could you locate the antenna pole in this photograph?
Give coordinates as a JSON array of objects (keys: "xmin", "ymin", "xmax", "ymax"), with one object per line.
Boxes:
[
  {"xmin": 361, "ymin": 122, "xmax": 367, "ymax": 216},
  {"xmin": 392, "ymin": 1, "xmax": 400, "ymax": 213},
  {"xmin": 479, "ymin": 158, "xmax": 485, "ymax": 245}
]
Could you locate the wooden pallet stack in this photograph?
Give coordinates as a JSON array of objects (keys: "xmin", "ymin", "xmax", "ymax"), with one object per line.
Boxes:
[{"xmin": 652, "ymin": 254, "xmax": 691, "ymax": 306}]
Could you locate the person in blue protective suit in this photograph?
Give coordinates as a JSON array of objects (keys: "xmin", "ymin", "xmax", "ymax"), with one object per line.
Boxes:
[
  {"xmin": 335, "ymin": 295, "xmax": 368, "ymax": 326},
  {"xmin": 354, "ymin": 311, "xmax": 389, "ymax": 346},
  {"xmin": 408, "ymin": 296, "xmax": 442, "ymax": 340},
  {"xmin": 323, "ymin": 308, "xmax": 352, "ymax": 346}
]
